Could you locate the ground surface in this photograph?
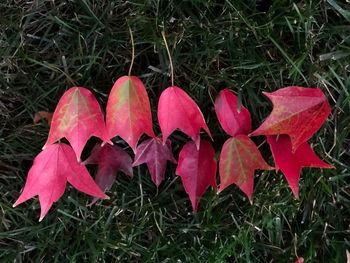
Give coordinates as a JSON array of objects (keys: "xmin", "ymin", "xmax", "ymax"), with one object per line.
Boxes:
[{"xmin": 0, "ymin": 0, "xmax": 349, "ymax": 262}]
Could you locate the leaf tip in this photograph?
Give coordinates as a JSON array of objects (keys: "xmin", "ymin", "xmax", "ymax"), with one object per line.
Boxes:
[
  {"xmin": 192, "ymin": 136, "xmax": 201, "ymax": 150},
  {"xmin": 101, "ymin": 141, "xmax": 112, "ymax": 147},
  {"xmin": 161, "ymin": 137, "xmax": 167, "ymax": 146},
  {"xmin": 267, "ymin": 165, "xmax": 275, "ymax": 171},
  {"xmin": 13, "ymin": 198, "xmax": 22, "ymax": 208},
  {"xmin": 292, "ymin": 188, "xmax": 299, "ymax": 200},
  {"xmin": 325, "ymin": 164, "xmax": 335, "ymax": 169},
  {"xmin": 191, "ymin": 204, "xmax": 198, "ymax": 213},
  {"xmin": 248, "ymin": 131, "xmax": 257, "ymax": 137},
  {"xmin": 262, "ymin": 91, "xmax": 271, "ymax": 97},
  {"xmin": 87, "ymin": 199, "xmax": 96, "ymax": 207},
  {"xmin": 217, "ymin": 186, "xmax": 225, "ymax": 195}
]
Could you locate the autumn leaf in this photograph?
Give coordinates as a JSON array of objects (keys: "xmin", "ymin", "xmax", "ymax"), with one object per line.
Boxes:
[
  {"xmin": 133, "ymin": 137, "xmax": 176, "ymax": 186},
  {"xmin": 43, "ymin": 87, "xmax": 109, "ymax": 161},
  {"xmin": 175, "ymin": 140, "xmax": 217, "ymax": 211},
  {"xmin": 218, "ymin": 135, "xmax": 272, "ymax": 200},
  {"xmin": 215, "ymin": 89, "xmax": 251, "ymax": 136},
  {"xmin": 106, "ymin": 76, "xmax": 155, "ymax": 151},
  {"xmin": 267, "ymin": 135, "xmax": 333, "ymax": 198},
  {"xmin": 158, "ymin": 86, "xmax": 212, "ymax": 149},
  {"xmin": 250, "ymin": 86, "xmax": 331, "ymax": 152},
  {"xmin": 14, "ymin": 143, "xmax": 106, "ymax": 221},
  {"xmin": 33, "ymin": 111, "xmax": 53, "ymax": 126},
  {"xmin": 84, "ymin": 143, "xmax": 133, "ymax": 204}
]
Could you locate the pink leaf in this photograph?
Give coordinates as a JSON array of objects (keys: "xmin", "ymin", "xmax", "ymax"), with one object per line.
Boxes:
[
  {"xmin": 215, "ymin": 89, "xmax": 251, "ymax": 136},
  {"xmin": 14, "ymin": 143, "xmax": 106, "ymax": 221},
  {"xmin": 43, "ymin": 87, "xmax": 109, "ymax": 161},
  {"xmin": 158, "ymin": 86, "xmax": 212, "ymax": 149}
]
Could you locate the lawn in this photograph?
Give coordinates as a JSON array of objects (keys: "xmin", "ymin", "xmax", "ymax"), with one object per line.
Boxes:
[{"xmin": 1, "ymin": 0, "xmax": 349, "ymax": 262}]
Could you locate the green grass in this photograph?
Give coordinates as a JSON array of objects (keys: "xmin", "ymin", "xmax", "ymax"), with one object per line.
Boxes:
[{"xmin": 1, "ymin": 0, "xmax": 349, "ymax": 262}]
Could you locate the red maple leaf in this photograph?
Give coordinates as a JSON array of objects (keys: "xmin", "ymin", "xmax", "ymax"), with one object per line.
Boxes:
[
  {"xmin": 267, "ymin": 135, "xmax": 333, "ymax": 198},
  {"xmin": 14, "ymin": 143, "xmax": 106, "ymax": 221},
  {"xmin": 176, "ymin": 140, "xmax": 217, "ymax": 211},
  {"xmin": 250, "ymin": 86, "xmax": 331, "ymax": 152},
  {"xmin": 133, "ymin": 137, "xmax": 176, "ymax": 186},
  {"xmin": 218, "ymin": 135, "xmax": 273, "ymax": 200}
]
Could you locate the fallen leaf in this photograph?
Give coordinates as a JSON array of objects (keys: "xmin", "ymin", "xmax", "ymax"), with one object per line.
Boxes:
[
  {"xmin": 219, "ymin": 134, "xmax": 272, "ymax": 200},
  {"xmin": 133, "ymin": 137, "xmax": 176, "ymax": 186},
  {"xmin": 43, "ymin": 87, "xmax": 109, "ymax": 161},
  {"xmin": 106, "ymin": 76, "xmax": 155, "ymax": 151},
  {"xmin": 175, "ymin": 140, "xmax": 217, "ymax": 211},
  {"xmin": 250, "ymin": 86, "xmax": 331, "ymax": 152},
  {"xmin": 14, "ymin": 143, "xmax": 106, "ymax": 221},
  {"xmin": 215, "ymin": 89, "xmax": 251, "ymax": 136},
  {"xmin": 33, "ymin": 111, "xmax": 53, "ymax": 126},
  {"xmin": 267, "ymin": 135, "xmax": 334, "ymax": 198},
  {"xmin": 84, "ymin": 143, "xmax": 133, "ymax": 204},
  {"xmin": 158, "ymin": 86, "xmax": 212, "ymax": 149}
]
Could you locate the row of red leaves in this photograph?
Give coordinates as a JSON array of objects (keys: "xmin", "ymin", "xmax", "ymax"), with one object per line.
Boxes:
[{"xmin": 14, "ymin": 75, "xmax": 333, "ymax": 221}]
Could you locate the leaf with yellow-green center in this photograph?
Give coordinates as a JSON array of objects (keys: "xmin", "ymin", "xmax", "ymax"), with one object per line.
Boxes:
[
  {"xmin": 106, "ymin": 76, "xmax": 155, "ymax": 151},
  {"xmin": 218, "ymin": 135, "xmax": 273, "ymax": 201},
  {"xmin": 43, "ymin": 87, "xmax": 109, "ymax": 161}
]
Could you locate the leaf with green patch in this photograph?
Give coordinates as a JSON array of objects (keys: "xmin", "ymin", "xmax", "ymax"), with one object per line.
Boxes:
[
  {"xmin": 158, "ymin": 86, "xmax": 212, "ymax": 149},
  {"xmin": 133, "ymin": 137, "xmax": 176, "ymax": 186},
  {"xmin": 250, "ymin": 86, "xmax": 331, "ymax": 152},
  {"xmin": 267, "ymin": 135, "xmax": 333, "ymax": 198},
  {"xmin": 106, "ymin": 76, "xmax": 155, "ymax": 151},
  {"xmin": 14, "ymin": 143, "xmax": 107, "ymax": 221},
  {"xmin": 43, "ymin": 87, "xmax": 109, "ymax": 161},
  {"xmin": 218, "ymin": 135, "xmax": 273, "ymax": 200},
  {"xmin": 176, "ymin": 140, "xmax": 217, "ymax": 211}
]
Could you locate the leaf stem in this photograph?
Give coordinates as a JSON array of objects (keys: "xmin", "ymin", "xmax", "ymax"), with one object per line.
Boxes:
[
  {"xmin": 161, "ymin": 31, "xmax": 174, "ymax": 86},
  {"xmin": 128, "ymin": 25, "xmax": 135, "ymax": 76}
]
